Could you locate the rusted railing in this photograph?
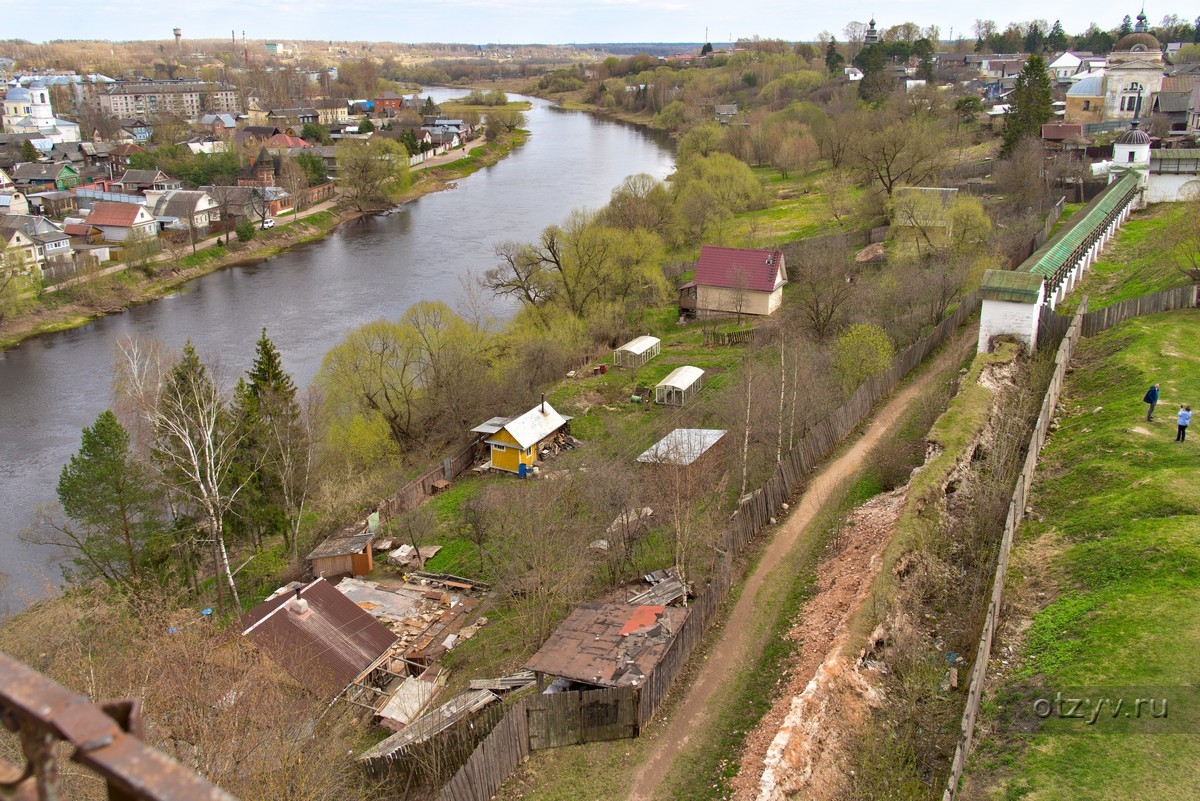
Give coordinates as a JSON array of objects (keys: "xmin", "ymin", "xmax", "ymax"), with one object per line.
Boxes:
[{"xmin": 0, "ymin": 652, "xmax": 238, "ymax": 801}]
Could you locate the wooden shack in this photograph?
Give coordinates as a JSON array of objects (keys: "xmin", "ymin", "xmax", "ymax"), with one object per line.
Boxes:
[{"xmin": 306, "ymin": 525, "xmax": 374, "ymax": 578}]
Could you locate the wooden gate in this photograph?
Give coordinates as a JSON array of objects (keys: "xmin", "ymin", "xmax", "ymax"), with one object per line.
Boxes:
[{"xmin": 526, "ymin": 687, "xmax": 638, "ymax": 750}]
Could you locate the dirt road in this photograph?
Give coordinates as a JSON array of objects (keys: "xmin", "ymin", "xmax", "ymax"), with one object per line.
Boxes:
[{"xmin": 625, "ymin": 324, "xmax": 978, "ymax": 801}]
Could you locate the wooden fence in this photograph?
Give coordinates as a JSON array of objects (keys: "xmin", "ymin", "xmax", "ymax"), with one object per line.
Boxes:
[
  {"xmin": 527, "ymin": 687, "xmax": 639, "ymax": 750},
  {"xmin": 381, "ymin": 440, "xmax": 485, "ymax": 520},
  {"xmin": 941, "ymin": 297, "xmax": 1087, "ymax": 801},
  {"xmin": 1080, "ymin": 284, "xmax": 1200, "ymax": 337},
  {"xmin": 435, "ymin": 292, "xmax": 983, "ymax": 801},
  {"xmin": 438, "ymin": 698, "xmax": 530, "ymax": 801}
]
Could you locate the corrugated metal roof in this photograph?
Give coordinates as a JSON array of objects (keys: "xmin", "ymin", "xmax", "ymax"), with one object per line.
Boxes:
[
  {"xmin": 1151, "ymin": 149, "xmax": 1200, "ymax": 160},
  {"xmin": 695, "ymin": 246, "xmax": 786, "ymax": 292},
  {"xmin": 470, "ymin": 415, "xmax": 512, "ymax": 435},
  {"xmin": 636, "ymin": 428, "xmax": 726, "ymax": 466},
  {"xmin": 655, "ymin": 366, "xmax": 704, "ymax": 392},
  {"xmin": 358, "ymin": 689, "xmax": 498, "ymax": 762},
  {"xmin": 241, "ymin": 577, "xmax": 398, "ymax": 699},
  {"xmin": 616, "ymin": 335, "xmax": 661, "ymax": 356},
  {"xmin": 495, "ymin": 401, "xmax": 568, "ymax": 450},
  {"xmin": 980, "ymin": 269, "xmax": 1044, "ymax": 303},
  {"xmin": 307, "ymin": 529, "xmax": 372, "ymax": 560},
  {"xmin": 1023, "ymin": 173, "xmax": 1139, "ymax": 282}
]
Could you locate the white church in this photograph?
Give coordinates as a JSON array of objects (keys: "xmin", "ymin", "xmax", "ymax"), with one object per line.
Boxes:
[{"xmin": 3, "ymin": 80, "xmax": 81, "ymax": 144}]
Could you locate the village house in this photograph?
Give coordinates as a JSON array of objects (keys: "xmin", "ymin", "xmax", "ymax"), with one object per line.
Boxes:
[
  {"xmin": 266, "ymin": 107, "xmax": 318, "ymax": 128},
  {"xmin": 0, "ymin": 227, "xmax": 39, "ymax": 274},
  {"xmin": 314, "ymin": 97, "xmax": 350, "ymax": 125},
  {"xmin": 198, "ymin": 113, "xmax": 239, "ymax": 134},
  {"xmin": 0, "ymin": 214, "xmax": 74, "ymax": 268},
  {"xmin": 115, "ymin": 119, "xmax": 152, "ymax": 144},
  {"xmin": 0, "ymin": 189, "xmax": 30, "ymax": 215},
  {"xmin": 202, "ymin": 184, "xmax": 293, "ymax": 221},
  {"xmin": 83, "ymin": 200, "xmax": 157, "ymax": 242},
  {"xmin": 374, "ymin": 91, "xmax": 407, "ymax": 114},
  {"xmin": 9, "ymin": 161, "xmax": 81, "ymax": 191},
  {"xmin": 115, "ymin": 169, "xmax": 180, "ymax": 193},
  {"xmin": 145, "ymin": 189, "xmax": 220, "ymax": 235},
  {"xmin": 471, "ymin": 399, "xmax": 570, "ymax": 476},
  {"xmin": 240, "ymin": 578, "xmax": 398, "ymax": 701},
  {"xmin": 680, "ymin": 245, "xmax": 788, "ymax": 318}
]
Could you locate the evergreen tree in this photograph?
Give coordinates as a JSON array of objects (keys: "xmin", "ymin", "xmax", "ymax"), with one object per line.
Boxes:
[
  {"xmin": 1120, "ymin": 15, "xmax": 1134, "ymax": 36},
  {"xmin": 825, "ymin": 38, "xmax": 845, "ymax": 72},
  {"xmin": 54, "ymin": 410, "xmax": 163, "ymax": 587},
  {"xmin": 422, "ymin": 96, "xmax": 438, "ymax": 116},
  {"xmin": 1047, "ymin": 20, "xmax": 1069, "ymax": 50},
  {"xmin": 700, "ymin": 42, "xmax": 714, "ymax": 56},
  {"xmin": 1002, "ymin": 54, "xmax": 1055, "ymax": 156},
  {"xmin": 1024, "ymin": 22, "xmax": 1045, "ymax": 53},
  {"xmin": 358, "ymin": 117, "xmax": 375, "ymax": 133},
  {"xmin": 19, "ymin": 139, "xmax": 38, "ymax": 162},
  {"xmin": 230, "ymin": 330, "xmax": 302, "ymax": 554}
]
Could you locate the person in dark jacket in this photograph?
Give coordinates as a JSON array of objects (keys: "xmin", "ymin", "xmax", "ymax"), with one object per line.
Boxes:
[
  {"xmin": 1176, "ymin": 405, "xmax": 1191, "ymax": 442},
  {"xmin": 1144, "ymin": 383, "xmax": 1160, "ymax": 421}
]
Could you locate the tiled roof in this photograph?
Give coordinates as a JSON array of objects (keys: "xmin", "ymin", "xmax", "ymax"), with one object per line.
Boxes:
[{"xmin": 694, "ymin": 246, "xmax": 786, "ymax": 292}]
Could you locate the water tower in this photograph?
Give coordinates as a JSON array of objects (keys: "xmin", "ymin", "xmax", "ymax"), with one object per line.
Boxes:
[{"xmin": 174, "ymin": 28, "xmax": 182, "ymax": 51}]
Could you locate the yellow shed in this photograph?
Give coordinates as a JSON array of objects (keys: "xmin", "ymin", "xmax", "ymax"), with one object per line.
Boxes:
[{"xmin": 471, "ymin": 401, "xmax": 569, "ymax": 475}]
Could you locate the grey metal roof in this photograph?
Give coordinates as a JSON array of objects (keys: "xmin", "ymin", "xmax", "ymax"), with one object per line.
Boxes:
[{"xmin": 1067, "ymin": 76, "xmax": 1104, "ymax": 96}]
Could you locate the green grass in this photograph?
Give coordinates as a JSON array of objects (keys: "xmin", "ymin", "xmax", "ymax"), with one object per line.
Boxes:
[
  {"xmin": 1056, "ymin": 203, "xmax": 1196, "ymax": 314},
  {"xmin": 964, "ymin": 309, "xmax": 1200, "ymax": 800},
  {"xmin": 727, "ymin": 164, "xmax": 867, "ymax": 245}
]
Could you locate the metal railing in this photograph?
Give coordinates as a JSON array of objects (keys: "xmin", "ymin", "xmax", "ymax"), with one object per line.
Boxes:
[{"xmin": 0, "ymin": 652, "xmax": 238, "ymax": 801}]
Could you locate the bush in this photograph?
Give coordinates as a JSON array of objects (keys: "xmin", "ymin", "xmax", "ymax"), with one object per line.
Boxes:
[{"xmin": 235, "ymin": 220, "xmax": 256, "ymax": 243}]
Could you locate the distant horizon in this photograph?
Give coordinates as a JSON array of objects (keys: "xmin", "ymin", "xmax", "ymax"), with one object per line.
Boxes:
[{"xmin": 4, "ymin": 2, "xmax": 1196, "ymax": 50}]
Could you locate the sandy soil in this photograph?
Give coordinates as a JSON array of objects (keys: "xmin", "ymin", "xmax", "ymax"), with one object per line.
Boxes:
[{"xmin": 624, "ymin": 325, "xmax": 977, "ymax": 801}]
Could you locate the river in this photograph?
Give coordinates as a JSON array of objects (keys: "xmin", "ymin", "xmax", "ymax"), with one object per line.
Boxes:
[{"xmin": 0, "ymin": 89, "xmax": 675, "ymax": 615}]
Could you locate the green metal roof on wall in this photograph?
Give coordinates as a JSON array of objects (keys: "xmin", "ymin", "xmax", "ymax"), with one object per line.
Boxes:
[
  {"xmin": 1023, "ymin": 173, "xmax": 1139, "ymax": 281},
  {"xmin": 1150, "ymin": 149, "xmax": 1200, "ymax": 160},
  {"xmin": 981, "ymin": 269, "xmax": 1044, "ymax": 303}
]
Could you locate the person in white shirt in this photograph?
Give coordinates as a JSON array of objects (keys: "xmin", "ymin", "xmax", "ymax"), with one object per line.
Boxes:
[{"xmin": 1176, "ymin": 405, "xmax": 1191, "ymax": 442}]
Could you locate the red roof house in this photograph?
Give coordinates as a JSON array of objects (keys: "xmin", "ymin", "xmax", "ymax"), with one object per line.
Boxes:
[
  {"xmin": 684, "ymin": 246, "xmax": 788, "ymax": 317},
  {"xmin": 264, "ymin": 133, "xmax": 311, "ymax": 149},
  {"xmin": 85, "ymin": 201, "xmax": 158, "ymax": 242}
]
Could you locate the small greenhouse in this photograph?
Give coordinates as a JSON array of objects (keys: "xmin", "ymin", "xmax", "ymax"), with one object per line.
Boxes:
[
  {"xmin": 613, "ymin": 335, "xmax": 661, "ymax": 369},
  {"xmin": 654, "ymin": 365, "xmax": 704, "ymax": 406}
]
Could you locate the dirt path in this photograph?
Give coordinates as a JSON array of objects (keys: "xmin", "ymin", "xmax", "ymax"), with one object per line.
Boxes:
[{"xmin": 625, "ymin": 324, "xmax": 977, "ymax": 801}]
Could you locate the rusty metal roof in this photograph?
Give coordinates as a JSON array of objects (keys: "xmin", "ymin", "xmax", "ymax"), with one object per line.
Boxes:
[
  {"xmin": 241, "ymin": 578, "xmax": 398, "ymax": 699},
  {"xmin": 524, "ymin": 602, "xmax": 688, "ymax": 688}
]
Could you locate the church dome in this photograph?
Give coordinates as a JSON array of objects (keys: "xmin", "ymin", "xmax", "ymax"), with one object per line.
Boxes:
[
  {"xmin": 1114, "ymin": 31, "xmax": 1161, "ymax": 52},
  {"xmin": 5, "ymin": 86, "xmax": 32, "ymax": 103},
  {"xmin": 1115, "ymin": 123, "xmax": 1152, "ymax": 145}
]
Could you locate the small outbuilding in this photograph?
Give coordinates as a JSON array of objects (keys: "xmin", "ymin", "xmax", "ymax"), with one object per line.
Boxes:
[
  {"xmin": 613, "ymin": 335, "xmax": 661, "ymax": 369},
  {"xmin": 525, "ymin": 602, "xmax": 688, "ymax": 690},
  {"xmin": 306, "ymin": 524, "xmax": 374, "ymax": 578},
  {"xmin": 471, "ymin": 399, "xmax": 570, "ymax": 476},
  {"xmin": 636, "ymin": 428, "xmax": 727, "ymax": 467},
  {"xmin": 684, "ymin": 245, "xmax": 787, "ymax": 318},
  {"xmin": 654, "ymin": 366, "xmax": 704, "ymax": 406}
]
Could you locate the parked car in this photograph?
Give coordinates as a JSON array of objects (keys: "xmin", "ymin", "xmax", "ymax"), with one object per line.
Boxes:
[{"xmin": 260, "ymin": 218, "xmax": 275, "ymax": 229}]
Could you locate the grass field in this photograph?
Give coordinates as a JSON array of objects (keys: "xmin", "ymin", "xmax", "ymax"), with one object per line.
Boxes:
[
  {"xmin": 964, "ymin": 309, "xmax": 1200, "ymax": 800},
  {"xmin": 1056, "ymin": 203, "xmax": 1196, "ymax": 315}
]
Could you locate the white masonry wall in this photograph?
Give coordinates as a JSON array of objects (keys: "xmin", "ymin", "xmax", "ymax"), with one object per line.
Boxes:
[{"xmin": 979, "ymin": 293, "xmax": 1043, "ymax": 353}]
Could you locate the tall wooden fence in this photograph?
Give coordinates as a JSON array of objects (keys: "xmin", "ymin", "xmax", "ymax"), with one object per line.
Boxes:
[
  {"xmin": 381, "ymin": 439, "xmax": 484, "ymax": 520},
  {"xmin": 435, "ymin": 292, "xmax": 983, "ymax": 801},
  {"xmin": 1080, "ymin": 284, "xmax": 1200, "ymax": 337}
]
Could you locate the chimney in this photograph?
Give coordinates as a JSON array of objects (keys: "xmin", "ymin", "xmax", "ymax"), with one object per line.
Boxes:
[
  {"xmin": 541, "ymin": 393, "xmax": 545, "ymax": 413},
  {"xmin": 291, "ymin": 588, "xmax": 309, "ymax": 614}
]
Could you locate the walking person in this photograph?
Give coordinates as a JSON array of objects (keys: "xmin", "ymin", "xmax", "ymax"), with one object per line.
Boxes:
[
  {"xmin": 1176, "ymin": 405, "xmax": 1191, "ymax": 442},
  {"xmin": 1144, "ymin": 383, "xmax": 1160, "ymax": 421}
]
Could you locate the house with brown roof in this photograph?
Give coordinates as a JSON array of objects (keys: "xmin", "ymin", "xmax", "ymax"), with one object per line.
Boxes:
[
  {"xmin": 10, "ymin": 161, "xmax": 80, "ymax": 191},
  {"xmin": 145, "ymin": 189, "xmax": 220, "ymax": 233},
  {"xmin": 115, "ymin": 169, "xmax": 180, "ymax": 193},
  {"xmin": 680, "ymin": 245, "xmax": 788, "ymax": 318},
  {"xmin": 525, "ymin": 602, "xmax": 688, "ymax": 690},
  {"xmin": 374, "ymin": 90, "xmax": 407, "ymax": 113},
  {"xmin": 240, "ymin": 578, "xmax": 399, "ymax": 700},
  {"xmin": 84, "ymin": 200, "xmax": 157, "ymax": 241}
]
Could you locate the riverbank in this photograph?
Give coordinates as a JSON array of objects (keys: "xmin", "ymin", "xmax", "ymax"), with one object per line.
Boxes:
[{"xmin": 0, "ymin": 131, "xmax": 527, "ymax": 353}]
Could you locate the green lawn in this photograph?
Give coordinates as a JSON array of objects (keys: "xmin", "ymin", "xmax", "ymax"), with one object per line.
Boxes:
[
  {"xmin": 964, "ymin": 309, "xmax": 1200, "ymax": 800},
  {"xmin": 726, "ymin": 165, "xmax": 867, "ymax": 246},
  {"xmin": 1057, "ymin": 203, "xmax": 1196, "ymax": 314}
]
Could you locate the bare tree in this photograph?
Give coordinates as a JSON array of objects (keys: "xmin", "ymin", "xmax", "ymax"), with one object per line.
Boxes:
[
  {"xmin": 279, "ymin": 156, "xmax": 309, "ymax": 218},
  {"xmin": 789, "ymin": 238, "xmax": 857, "ymax": 341}
]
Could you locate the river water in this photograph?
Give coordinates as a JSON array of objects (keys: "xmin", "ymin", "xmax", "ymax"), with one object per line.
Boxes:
[{"xmin": 0, "ymin": 89, "xmax": 675, "ymax": 615}]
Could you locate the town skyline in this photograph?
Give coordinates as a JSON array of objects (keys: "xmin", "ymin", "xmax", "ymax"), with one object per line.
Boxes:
[{"xmin": 6, "ymin": 1, "xmax": 1198, "ymax": 48}]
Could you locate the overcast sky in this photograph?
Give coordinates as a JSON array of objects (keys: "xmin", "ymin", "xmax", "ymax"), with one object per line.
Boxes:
[{"xmin": 7, "ymin": 1, "xmax": 1195, "ymax": 46}]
